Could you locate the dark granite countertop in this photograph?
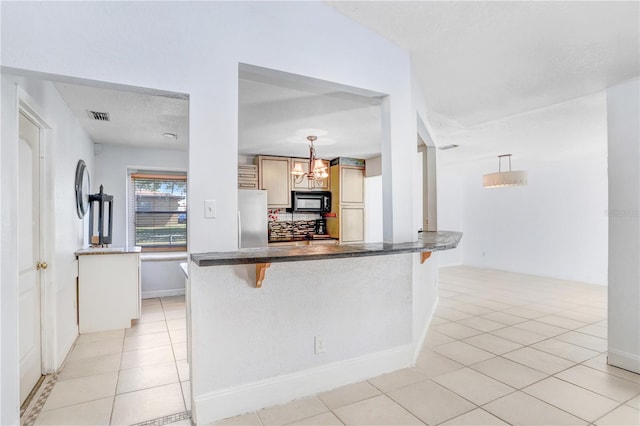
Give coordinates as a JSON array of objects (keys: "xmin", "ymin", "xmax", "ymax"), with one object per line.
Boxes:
[{"xmin": 191, "ymin": 231, "xmax": 462, "ymax": 267}]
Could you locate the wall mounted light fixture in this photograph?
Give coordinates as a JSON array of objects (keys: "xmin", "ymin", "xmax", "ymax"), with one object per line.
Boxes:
[{"xmin": 483, "ymin": 154, "xmax": 528, "ymax": 188}]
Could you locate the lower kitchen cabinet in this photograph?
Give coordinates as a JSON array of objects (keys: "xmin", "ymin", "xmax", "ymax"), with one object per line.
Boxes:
[
  {"xmin": 339, "ymin": 207, "xmax": 365, "ymax": 243},
  {"xmin": 77, "ymin": 249, "xmax": 141, "ymax": 333}
]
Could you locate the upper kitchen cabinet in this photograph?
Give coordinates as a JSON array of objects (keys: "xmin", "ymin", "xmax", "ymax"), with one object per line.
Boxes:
[
  {"xmin": 340, "ymin": 166, "xmax": 364, "ymax": 203},
  {"xmin": 256, "ymin": 155, "xmax": 291, "ymax": 208},
  {"xmin": 238, "ymin": 164, "xmax": 259, "ymax": 189},
  {"xmin": 291, "ymin": 157, "xmax": 330, "ymax": 191}
]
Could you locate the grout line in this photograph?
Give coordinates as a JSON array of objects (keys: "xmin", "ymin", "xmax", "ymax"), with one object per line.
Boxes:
[
  {"xmin": 435, "ymin": 283, "xmax": 633, "ymax": 425},
  {"xmin": 163, "ymin": 297, "xmax": 190, "ymax": 412},
  {"xmin": 108, "ymin": 328, "xmax": 127, "ymax": 425},
  {"xmin": 129, "ymin": 410, "xmax": 191, "ymax": 426}
]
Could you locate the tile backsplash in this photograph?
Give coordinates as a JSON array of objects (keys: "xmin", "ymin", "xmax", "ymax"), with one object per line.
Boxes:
[
  {"xmin": 268, "ymin": 209, "xmax": 319, "ymax": 222},
  {"xmin": 268, "ymin": 209, "xmax": 320, "ymax": 240}
]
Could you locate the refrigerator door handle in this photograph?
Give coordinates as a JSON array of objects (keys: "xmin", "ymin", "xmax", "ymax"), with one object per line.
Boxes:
[{"xmin": 237, "ymin": 211, "xmax": 242, "ymax": 248}]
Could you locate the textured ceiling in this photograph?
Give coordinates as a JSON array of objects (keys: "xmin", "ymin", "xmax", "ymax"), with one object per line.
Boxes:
[
  {"xmin": 54, "ymin": 2, "xmax": 638, "ymax": 171},
  {"xmin": 55, "ymin": 82, "xmax": 189, "ymax": 151},
  {"xmin": 328, "ymin": 1, "xmax": 639, "ymax": 130},
  {"xmin": 238, "ymin": 66, "xmax": 383, "ymax": 160}
]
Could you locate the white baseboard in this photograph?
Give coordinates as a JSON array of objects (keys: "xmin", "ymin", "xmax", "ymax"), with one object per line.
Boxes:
[
  {"xmin": 608, "ymin": 348, "xmax": 640, "ymax": 374},
  {"xmin": 413, "ymin": 296, "xmax": 439, "ymax": 362},
  {"xmin": 193, "ymin": 344, "xmax": 414, "ymax": 425},
  {"xmin": 141, "ymin": 288, "xmax": 185, "ymax": 299}
]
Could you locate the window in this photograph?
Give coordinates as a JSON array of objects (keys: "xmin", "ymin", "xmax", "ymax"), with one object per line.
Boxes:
[{"xmin": 130, "ymin": 172, "xmax": 187, "ymax": 251}]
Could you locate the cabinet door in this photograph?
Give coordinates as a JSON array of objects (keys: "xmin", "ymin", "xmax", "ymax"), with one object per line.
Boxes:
[
  {"xmin": 78, "ymin": 253, "xmax": 140, "ymax": 333},
  {"xmin": 258, "ymin": 157, "xmax": 291, "ymax": 208},
  {"xmin": 341, "ymin": 167, "xmax": 364, "ymax": 204},
  {"xmin": 340, "ymin": 207, "xmax": 365, "ymax": 243}
]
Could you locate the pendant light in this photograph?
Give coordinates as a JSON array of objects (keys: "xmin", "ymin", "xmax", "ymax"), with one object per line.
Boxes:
[
  {"xmin": 483, "ymin": 154, "xmax": 528, "ymax": 188},
  {"xmin": 291, "ymin": 135, "xmax": 329, "ymax": 186}
]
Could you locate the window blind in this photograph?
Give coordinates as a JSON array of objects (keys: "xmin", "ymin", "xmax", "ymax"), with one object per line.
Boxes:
[{"xmin": 129, "ymin": 172, "xmax": 187, "ymax": 251}]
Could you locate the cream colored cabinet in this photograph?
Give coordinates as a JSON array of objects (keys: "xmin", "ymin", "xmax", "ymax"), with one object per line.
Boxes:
[
  {"xmin": 339, "ymin": 207, "xmax": 365, "ymax": 243},
  {"xmin": 327, "ymin": 160, "xmax": 365, "ymax": 243},
  {"xmin": 340, "ymin": 167, "xmax": 364, "ymax": 203},
  {"xmin": 77, "ymin": 249, "xmax": 141, "ymax": 333},
  {"xmin": 238, "ymin": 164, "xmax": 258, "ymax": 189},
  {"xmin": 256, "ymin": 156, "xmax": 291, "ymax": 208},
  {"xmin": 291, "ymin": 157, "xmax": 330, "ymax": 191}
]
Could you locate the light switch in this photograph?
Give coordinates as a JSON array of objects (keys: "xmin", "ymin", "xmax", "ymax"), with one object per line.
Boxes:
[{"xmin": 204, "ymin": 200, "xmax": 216, "ymax": 218}]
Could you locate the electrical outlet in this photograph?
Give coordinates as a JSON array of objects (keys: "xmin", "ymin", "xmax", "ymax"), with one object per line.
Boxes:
[{"xmin": 314, "ymin": 336, "xmax": 326, "ymax": 354}]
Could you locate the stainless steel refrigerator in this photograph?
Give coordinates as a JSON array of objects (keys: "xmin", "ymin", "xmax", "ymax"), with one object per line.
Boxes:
[{"xmin": 238, "ymin": 190, "xmax": 268, "ymax": 248}]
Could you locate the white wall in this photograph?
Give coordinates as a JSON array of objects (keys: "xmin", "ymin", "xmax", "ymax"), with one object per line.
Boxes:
[
  {"xmin": 364, "ymin": 156, "xmax": 383, "ymax": 243},
  {"xmin": 435, "ymin": 93, "xmax": 609, "ymax": 284},
  {"xmin": 94, "ymin": 144, "xmax": 188, "ymax": 297},
  {"xmin": 412, "ymin": 252, "xmax": 440, "ymax": 355},
  {"xmin": 190, "ymin": 255, "xmax": 415, "ymax": 422},
  {"xmin": 1, "ymin": 74, "xmax": 94, "ymax": 424},
  {"xmin": 606, "ymin": 77, "xmax": 640, "ymax": 373},
  {"xmin": 2, "ymin": 2, "xmax": 431, "ymax": 422},
  {"xmin": 94, "ymin": 143, "xmax": 187, "ymax": 248},
  {"xmin": 140, "ymin": 259, "xmax": 187, "ymax": 299},
  {"xmin": 462, "ymin": 155, "xmax": 608, "ymax": 285},
  {"xmin": 437, "ymin": 174, "xmax": 463, "ymax": 266},
  {"xmin": 365, "ymin": 176, "xmax": 383, "ymax": 243},
  {"xmin": 1, "ymin": 1, "xmax": 418, "ymax": 254}
]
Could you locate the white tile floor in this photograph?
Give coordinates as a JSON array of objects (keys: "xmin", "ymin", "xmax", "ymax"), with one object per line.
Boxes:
[
  {"xmin": 27, "ymin": 266, "xmax": 640, "ymax": 425},
  {"xmin": 31, "ymin": 296, "xmax": 189, "ymax": 426}
]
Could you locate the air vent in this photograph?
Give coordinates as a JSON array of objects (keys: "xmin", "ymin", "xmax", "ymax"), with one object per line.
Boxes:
[
  {"xmin": 87, "ymin": 111, "xmax": 110, "ymax": 121},
  {"xmin": 438, "ymin": 144, "xmax": 459, "ymax": 151}
]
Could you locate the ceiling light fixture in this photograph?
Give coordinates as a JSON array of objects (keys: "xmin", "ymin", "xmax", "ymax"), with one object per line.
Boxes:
[
  {"xmin": 483, "ymin": 154, "xmax": 528, "ymax": 188},
  {"xmin": 163, "ymin": 132, "xmax": 177, "ymax": 140},
  {"xmin": 291, "ymin": 135, "xmax": 329, "ymax": 187}
]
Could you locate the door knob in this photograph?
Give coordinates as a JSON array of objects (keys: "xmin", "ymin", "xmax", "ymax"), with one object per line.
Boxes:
[{"xmin": 36, "ymin": 262, "xmax": 48, "ymax": 270}]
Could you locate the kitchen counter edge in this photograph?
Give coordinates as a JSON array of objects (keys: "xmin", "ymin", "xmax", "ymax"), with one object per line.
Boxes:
[
  {"xmin": 76, "ymin": 246, "xmax": 142, "ymax": 256},
  {"xmin": 191, "ymin": 231, "xmax": 462, "ymax": 267}
]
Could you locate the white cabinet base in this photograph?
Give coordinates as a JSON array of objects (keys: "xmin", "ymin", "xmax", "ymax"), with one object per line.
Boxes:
[{"xmin": 78, "ymin": 251, "xmax": 141, "ymax": 334}]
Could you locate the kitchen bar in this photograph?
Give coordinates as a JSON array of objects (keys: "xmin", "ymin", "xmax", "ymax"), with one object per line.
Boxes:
[
  {"xmin": 187, "ymin": 231, "xmax": 462, "ymax": 423},
  {"xmin": 192, "ymin": 231, "xmax": 461, "ymax": 266}
]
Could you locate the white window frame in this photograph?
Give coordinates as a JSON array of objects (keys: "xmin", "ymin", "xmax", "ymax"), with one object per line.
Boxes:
[{"xmin": 128, "ymin": 170, "xmax": 188, "ymax": 252}]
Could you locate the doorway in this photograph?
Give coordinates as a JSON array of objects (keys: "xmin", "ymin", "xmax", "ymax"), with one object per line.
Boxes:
[{"xmin": 18, "ymin": 111, "xmax": 44, "ymax": 404}]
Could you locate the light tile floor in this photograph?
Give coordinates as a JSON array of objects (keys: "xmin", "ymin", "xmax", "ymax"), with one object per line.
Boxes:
[
  {"xmin": 28, "ymin": 266, "xmax": 640, "ymax": 425},
  {"xmin": 30, "ymin": 295, "xmax": 189, "ymax": 426}
]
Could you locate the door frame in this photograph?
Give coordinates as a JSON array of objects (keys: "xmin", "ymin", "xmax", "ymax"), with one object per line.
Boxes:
[{"xmin": 17, "ymin": 87, "xmax": 57, "ymax": 375}]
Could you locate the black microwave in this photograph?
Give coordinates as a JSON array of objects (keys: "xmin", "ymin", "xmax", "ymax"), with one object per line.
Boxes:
[{"xmin": 289, "ymin": 191, "xmax": 331, "ymax": 213}]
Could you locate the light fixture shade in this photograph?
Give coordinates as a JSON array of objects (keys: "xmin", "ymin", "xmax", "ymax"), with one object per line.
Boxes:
[
  {"xmin": 291, "ymin": 163, "xmax": 305, "ymax": 176},
  {"xmin": 312, "ymin": 159, "xmax": 327, "ymax": 171},
  {"xmin": 482, "ymin": 170, "xmax": 528, "ymax": 188}
]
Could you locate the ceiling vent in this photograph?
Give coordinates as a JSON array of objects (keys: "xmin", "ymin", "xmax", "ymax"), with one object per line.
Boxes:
[
  {"xmin": 438, "ymin": 144, "xmax": 459, "ymax": 151},
  {"xmin": 87, "ymin": 110, "xmax": 110, "ymax": 121}
]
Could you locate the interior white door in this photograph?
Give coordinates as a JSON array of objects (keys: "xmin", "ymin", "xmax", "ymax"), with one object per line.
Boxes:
[{"xmin": 18, "ymin": 111, "xmax": 42, "ymax": 404}]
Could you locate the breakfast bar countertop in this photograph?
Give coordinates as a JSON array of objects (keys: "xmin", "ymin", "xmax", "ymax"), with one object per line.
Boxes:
[{"xmin": 191, "ymin": 231, "xmax": 462, "ymax": 267}]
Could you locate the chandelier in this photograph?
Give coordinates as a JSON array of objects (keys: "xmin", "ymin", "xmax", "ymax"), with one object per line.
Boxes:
[
  {"xmin": 482, "ymin": 154, "xmax": 528, "ymax": 188},
  {"xmin": 291, "ymin": 135, "xmax": 329, "ymax": 185}
]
